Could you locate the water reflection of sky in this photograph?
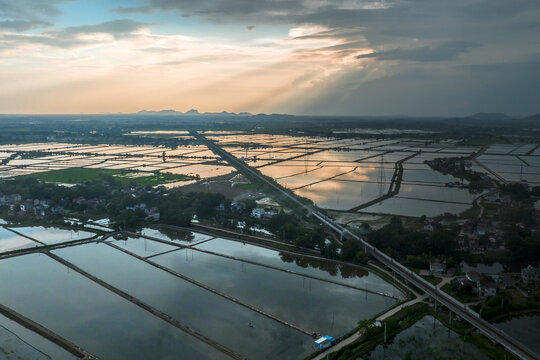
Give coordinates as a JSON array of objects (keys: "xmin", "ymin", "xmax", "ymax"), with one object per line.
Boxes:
[
  {"xmin": 0, "ymin": 313, "xmax": 78, "ymax": 360},
  {"xmin": 0, "ymin": 227, "xmax": 39, "ymax": 252},
  {"xmin": 9, "ymin": 227, "xmax": 95, "ymax": 244},
  {"xmin": 141, "ymin": 228, "xmax": 213, "ymax": 245},
  {"xmin": 296, "ymin": 180, "xmax": 386, "ymax": 210},
  {"xmin": 153, "ymin": 247, "xmax": 396, "ymax": 337},
  {"xmin": 107, "ymin": 237, "xmax": 179, "ymax": 257},
  {"xmin": 0, "ymin": 253, "xmax": 225, "ymax": 360},
  {"xmin": 369, "ymin": 315, "xmax": 489, "ymax": 360},
  {"xmin": 363, "ymin": 197, "xmax": 471, "ymax": 217},
  {"xmin": 195, "ymin": 238, "xmax": 401, "ymax": 297},
  {"xmin": 55, "ymin": 244, "xmax": 312, "ymax": 359}
]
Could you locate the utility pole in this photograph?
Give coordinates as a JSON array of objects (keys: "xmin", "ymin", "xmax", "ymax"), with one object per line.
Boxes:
[{"xmin": 384, "ymin": 322, "xmax": 387, "ymax": 343}]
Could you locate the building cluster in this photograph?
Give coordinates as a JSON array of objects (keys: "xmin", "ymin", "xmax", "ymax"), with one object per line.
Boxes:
[
  {"xmin": 458, "ymin": 271, "xmax": 498, "ymax": 298},
  {"xmin": 404, "ymin": 217, "xmax": 437, "ymax": 233},
  {"xmin": 0, "ymin": 193, "xmax": 62, "ymax": 220},
  {"xmin": 429, "ymin": 258, "xmax": 447, "ymax": 275},
  {"xmin": 125, "ymin": 203, "xmax": 160, "ymax": 221},
  {"xmin": 72, "ymin": 197, "xmax": 107, "ymax": 212},
  {"xmin": 521, "ymin": 263, "xmax": 540, "ymax": 284},
  {"xmin": 450, "ymin": 264, "xmax": 540, "ymax": 301},
  {"xmin": 250, "ymin": 207, "xmax": 277, "ymax": 220},
  {"xmin": 482, "ymin": 191, "xmax": 513, "ymax": 206},
  {"xmin": 458, "ymin": 219, "xmax": 504, "ymax": 252}
]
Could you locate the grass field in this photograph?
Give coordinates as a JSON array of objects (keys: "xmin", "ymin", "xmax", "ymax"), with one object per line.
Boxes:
[{"xmin": 21, "ymin": 168, "xmax": 196, "ymax": 186}]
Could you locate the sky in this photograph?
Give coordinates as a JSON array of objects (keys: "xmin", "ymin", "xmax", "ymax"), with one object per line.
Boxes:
[{"xmin": 0, "ymin": 0, "xmax": 539, "ymax": 116}]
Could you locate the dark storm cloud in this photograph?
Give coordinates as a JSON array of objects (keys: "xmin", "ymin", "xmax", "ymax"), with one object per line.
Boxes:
[
  {"xmin": 290, "ymin": 57, "xmax": 540, "ymax": 116},
  {"xmin": 113, "ymin": 0, "xmax": 540, "ymax": 115},
  {"xmin": 118, "ymin": 0, "xmax": 540, "ymax": 53},
  {"xmin": 356, "ymin": 41, "xmax": 478, "ymax": 62},
  {"xmin": 0, "ymin": 0, "xmax": 71, "ymax": 31},
  {"xmin": 0, "ymin": 20, "xmax": 150, "ymax": 48}
]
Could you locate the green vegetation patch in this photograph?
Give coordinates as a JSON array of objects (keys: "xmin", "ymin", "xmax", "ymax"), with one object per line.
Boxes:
[{"xmin": 20, "ymin": 168, "xmax": 196, "ymax": 186}]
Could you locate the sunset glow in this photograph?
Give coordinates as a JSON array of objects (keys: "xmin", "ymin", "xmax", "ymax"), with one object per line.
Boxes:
[{"xmin": 1, "ymin": 0, "xmax": 539, "ymax": 115}]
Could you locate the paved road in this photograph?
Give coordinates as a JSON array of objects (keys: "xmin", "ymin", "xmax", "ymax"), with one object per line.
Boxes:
[{"xmin": 195, "ymin": 132, "xmax": 539, "ymax": 360}]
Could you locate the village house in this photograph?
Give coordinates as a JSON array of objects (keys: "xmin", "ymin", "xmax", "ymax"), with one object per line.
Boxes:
[
  {"xmin": 429, "ymin": 259, "xmax": 446, "ymax": 275},
  {"xmin": 0, "ymin": 193, "xmax": 22, "ymax": 205},
  {"xmin": 466, "ymin": 271, "xmax": 482, "ymax": 283},
  {"xmin": 521, "ymin": 264, "xmax": 540, "ymax": 284},
  {"xmin": 476, "ymin": 278, "xmax": 497, "ymax": 298},
  {"xmin": 72, "ymin": 196, "xmax": 86, "ymax": 204},
  {"xmin": 145, "ymin": 207, "xmax": 160, "ymax": 221},
  {"xmin": 251, "ymin": 207, "xmax": 277, "ymax": 220},
  {"xmin": 255, "ymin": 197, "xmax": 282, "ymax": 212}
]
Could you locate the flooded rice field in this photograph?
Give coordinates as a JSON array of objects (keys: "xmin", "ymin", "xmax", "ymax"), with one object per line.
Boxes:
[
  {"xmin": 0, "ymin": 226, "xmax": 96, "ymax": 252},
  {"xmin": 0, "ymin": 142, "xmax": 234, "ymax": 184},
  {"xmin": 0, "ymin": 227, "xmax": 399, "ymax": 359},
  {"xmin": 0, "ymin": 254, "xmax": 226, "ymax": 360},
  {"xmin": 0, "ymin": 227, "xmax": 39, "ymax": 252},
  {"xmin": 9, "ymin": 227, "xmax": 95, "ymax": 245},
  {"xmin": 1, "ymin": 136, "xmax": 537, "ymax": 217},
  {"xmin": 208, "ymin": 135, "xmax": 538, "ymax": 216},
  {"xmin": 0, "ymin": 313, "xmax": 78, "ymax": 360}
]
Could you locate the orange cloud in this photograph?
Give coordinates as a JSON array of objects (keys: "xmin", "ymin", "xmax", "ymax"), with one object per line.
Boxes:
[{"xmin": 0, "ymin": 24, "xmax": 373, "ymax": 113}]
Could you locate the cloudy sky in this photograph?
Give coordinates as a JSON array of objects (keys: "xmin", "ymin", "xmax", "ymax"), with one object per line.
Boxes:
[{"xmin": 1, "ymin": 0, "xmax": 539, "ymax": 116}]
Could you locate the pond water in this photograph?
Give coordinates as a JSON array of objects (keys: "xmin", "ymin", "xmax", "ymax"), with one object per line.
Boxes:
[
  {"xmin": 0, "ymin": 324, "xmax": 51, "ymax": 360},
  {"xmin": 194, "ymin": 238, "xmax": 401, "ymax": 296},
  {"xmin": 396, "ymin": 183, "xmax": 476, "ymax": 204},
  {"xmin": 362, "ymin": 197, "xmax": 471, "ymax": 217},
  {"xmin": 140, "ymin": 227, "xmax": 214, "ymax": 245},
  {"xmin": 54, "ymin": 243, "xmax": 312, "ymax": 359},
  {"xmin": 259, "ymin": 164, "xmax": 322, "ymax": 179},
  {"xmin": 277, "ymin": 166, "xmax": 356, "ymax": 189},
  {"xmin": 7, "ymin": 227, "xmax": 95, "ymax": 244},
  {"xmin": 0, "ymin": 253, "xmax": 226, "ymax": 360},
  {"xmin": 106, "ymin": 236, "xmax": 180, "ymax": 257},
  {"xmin": 496, "ymin": 316, "xmax": 540, "ymax": 355},
  {"xmin": 0, "ymin": 227, "xmax": 39, "ymax": 253},
  {"xmin": 402, "ymin": 167, "xmax": 463, "ymax": 184},
  {"xmin": 295, "ymin": 179, "xmax": 387, "ymax": 210},
  {"xmin": 152, "ymin": 247, "xmax": 397, "ymax": 337},
  {"xmin": 459, "ymin": 261, "xmax": 503, "ymax": 274},
  {"xmin": 0, "ymin": 314, "xmax": 76, "ymax": 360},
  {"xmin": 369, "ymin": 315, "xmax": 489, "ymax": 360},
  {"xmin": 334, "ymin": 166, "xmax": 395, "ymax": 182}
]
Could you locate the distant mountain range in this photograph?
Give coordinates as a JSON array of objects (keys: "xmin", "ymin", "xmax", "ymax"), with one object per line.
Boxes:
[
  {"xmin": 134, "ymin": 109, "xmax": 252, "ymax": 116},
  {"xmin": 129, "ymin": 110, "xmax": 540, "ymax": 121},
  {"xmin": 466, "ymin": 112, "xmax": 512, "ymax": 120}
]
